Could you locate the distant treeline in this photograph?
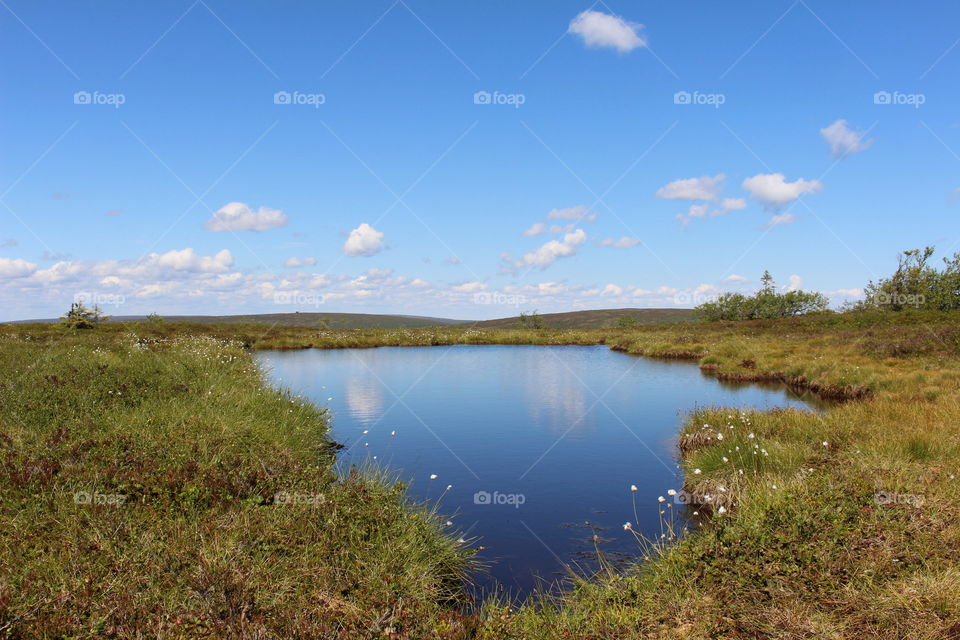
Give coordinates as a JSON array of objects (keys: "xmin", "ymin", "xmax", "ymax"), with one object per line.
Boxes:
[{"xmin": 696, "ymin": 246, "xmax": 960, "ymax": 321}]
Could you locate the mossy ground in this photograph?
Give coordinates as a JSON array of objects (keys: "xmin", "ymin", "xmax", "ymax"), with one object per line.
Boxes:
[{"xmin": 2, "ymin": 311, "xmax": 959, "ymax": 638}]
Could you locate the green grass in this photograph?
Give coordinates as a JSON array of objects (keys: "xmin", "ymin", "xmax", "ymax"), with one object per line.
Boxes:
[
  {"xmin": 2, "ymin": 310, "xmax": 960, "ymax": 638},
  {"xmin": 0, "ymin": 332, "xmax": 473, "ymax": 637}
]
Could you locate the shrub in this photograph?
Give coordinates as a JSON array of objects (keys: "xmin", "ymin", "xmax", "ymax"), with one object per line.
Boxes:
[
  {"xmin": 696, "ymin": 271, "xmax": 828, "ymax": 321},
  {"xmin": 58, "ymin": 302, "xmax": 109, "ymax": 329},
  {"xmin": 859, "ymin": 246, "xmax": 960, "ymax": 311}
]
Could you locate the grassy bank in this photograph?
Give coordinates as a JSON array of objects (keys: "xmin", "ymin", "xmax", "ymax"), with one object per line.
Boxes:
[
  {"xmin": 0, "ymin": 330, "xmax": 472, "ymax": 637},
  {"xmin": 2, "ymin": 312, "xmax": 960, "ymax": 638},
  {"xmin": 485, "ymin": 312, "xmax": 960, "ymax": 639}
]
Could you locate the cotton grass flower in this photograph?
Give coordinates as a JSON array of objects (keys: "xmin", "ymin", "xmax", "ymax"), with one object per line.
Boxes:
[
  {"xmin": 623, "ymin": 522, "xmax": 632, "ymax": 531},
  {"xmin": 658, "ymin": 496, "xmax": 665, "ymax": 503},
  {"xmin": 667, "ymin": 489, "xmax": 677, "ymax": 496},
  {"xmin": 630, "ymin": 484, "xmax": 638, "ymax": 492},
  {"xmin": 717, "ymin": 506, "xmax": 727, "ymax": 514},
  {"xmin": 693, "ymin": 468, "xmax": 702, "ymax": 474},
  {"xmin": 429, "ymin": 474, "xmax": 438, "ymax": 480}
]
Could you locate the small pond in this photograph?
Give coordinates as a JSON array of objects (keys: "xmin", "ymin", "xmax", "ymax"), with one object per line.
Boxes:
[{"xmin": 256, "ymin": 345, "xmax": 820, "ymax": 598}]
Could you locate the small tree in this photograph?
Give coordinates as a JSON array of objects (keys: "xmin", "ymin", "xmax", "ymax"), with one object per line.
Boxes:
[
  {"xmin": 145, "ymin": 312, "xmax": 164, "ymax": 324},
  {"xmin": 519, "ymin": 310, "xmax": 545, "ymax": 330},
  {"xmin": 60, "ymin": 302, "xmax": 109, "ymax": 329},
  {"xmin": 616, "ymin": 314, "xmax": 639, "ymax": 328},
  {"xmin": 859, "ymin": 247, "xmax": 960, "ymax": 311},
  {"xmin": 695, "ymin": 272, "xmax": 828, "ymax": 321}
]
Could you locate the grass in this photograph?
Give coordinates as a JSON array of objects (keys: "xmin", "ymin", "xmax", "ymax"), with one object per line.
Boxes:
[
  {"xmin": 0, "ymin": 331, "xmax": 473, "ymax": 637},
  {"xmin": 2, "ymin": 310, "xmax": 960, "ymax": 638}
]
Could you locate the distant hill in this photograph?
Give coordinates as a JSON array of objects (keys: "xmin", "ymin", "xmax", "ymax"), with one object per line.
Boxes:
[
  {"xmin": 8, "ymin": 313, "xmax": 469, "ymax": 330},
  {"xmin": 6, "ymin": 308, "xmax": 696, "ymax": 329},
  {"xmin": 471, "ymin": 308, "xmax": 697, "ymax": 329}
]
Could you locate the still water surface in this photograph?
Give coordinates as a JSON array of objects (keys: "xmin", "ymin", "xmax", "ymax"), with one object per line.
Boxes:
[{"xmin": 256, "ymin": 345, "xmax": 818, "ymax": 597}]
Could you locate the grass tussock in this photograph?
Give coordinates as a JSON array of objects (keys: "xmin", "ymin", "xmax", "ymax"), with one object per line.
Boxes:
[
  {"xmin": 1, "ymin": 310, "xmax": 960, "ymax": 638},
  {"xmin": 0, "ymin": 331, "xmax": 474, "ymax": 638}
]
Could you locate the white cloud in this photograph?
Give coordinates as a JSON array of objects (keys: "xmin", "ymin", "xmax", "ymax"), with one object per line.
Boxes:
[
  {"xmin": 452, "ymin": 281, "xmax": 487, "ymax": 293},
  {"xmin": 600, "ymin": 236, "xmax": 641, "ymax": 248},
  {"xmin": 522, "ymin": 222, "xmax": 546, "ymax": 237},
  {"xmin": 503, "ymin": 228, "xmax": 587, "ymax": 271},
  {"xmin": 742, "ymin": 173, "xmax": 823, "ymax": 210},
  {"xmin": 205, "ymin": 202, "xmax": 287, "ymax": 232},
  {"xmin": 656, "ymin": 174, "xmax": 725, "ymax": 201},
  {"xmin": 721, "ymin": 198, "xmax": 747, "ymax": 211},
  {"xmin": 366, "ymin": 268, "xmax": 393, "ymax": 280},
  {"xmin": 547, "ymin": 205, "xmax": 596, "ymax": 221},
  {"xmin": 675, "ymin": 203, "xmax": 710, "ymax": 226},
  {"xmin": 524, "ymin": 222, "xmax": 575, "ymax": 237},
  {"xmin": 785, "ymin": 274, "xmax": 802, "ymax": 292},
  {"xmin": 537, "ymin": 282, "xmax": 568, "ymax": 295},
  {"xmin": 342, "ymin": 223, "xmax": 385, "ymax": 257},
  {"xmin": 676, "ymin": 199, "xmax": 747, "ymax": 226},
  {"xmin": 140, "ymin": 248, "xmax": 234, "ymax": 274},
  {"xmin": 830, "ymin": 287, "xmax": 863, "ymax": 297},
  {"xmin": 0, "ymin": 257, "xmax": 37, "ymax": 279},
  {"xmin": 765, "ymin": 213, "xmax": 797, "ymax": 227},
  {"xmin": 284, "ymin": 256, "xmax": 317, "ymax": 268},
  {"xmin": 600, "ymin": 283, "xmax": 623, "ymax": 296},
  {"xmin": 723, "ymin": 274, "xmax": 748, "ymax": 284},
  {"xmin": 820, "ymin": 119, "xmax": 873, "ymax": 158},
  {"xmin": 568, "ymin": 10, "xmax": 646, "ymax": 53}
]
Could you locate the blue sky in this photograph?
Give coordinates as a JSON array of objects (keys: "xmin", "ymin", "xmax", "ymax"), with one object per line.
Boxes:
[{"xmin": 1, "ymin": 0, "xmax": 959, "ymax": 320}]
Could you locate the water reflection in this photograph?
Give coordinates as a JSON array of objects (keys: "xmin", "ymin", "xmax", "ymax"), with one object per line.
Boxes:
[
  {"xmin": 343, "ymin": 375, "xmax": 385, "ymax": 425},
  {"xmin": 256, "ymin": 345, "xmax": 821, "ymax": 598}
]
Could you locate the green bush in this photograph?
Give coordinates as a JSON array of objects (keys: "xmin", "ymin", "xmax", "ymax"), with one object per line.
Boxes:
[
  {"xmin": 696, "ymin": 271, "xmax": 828, "ymax": 321},
  {"xmin": 858, "ymin": 246, "xmax": 960, "ymax": 311}
]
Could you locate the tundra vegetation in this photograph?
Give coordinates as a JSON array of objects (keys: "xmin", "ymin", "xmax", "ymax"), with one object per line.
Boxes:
[
  {"xmin": 694, "ymin": 271, "xmax": 829, "ymax": 321},
  {"xmin": 2, "ymin": 252, "xmax": 960, "ymax": 638}
]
